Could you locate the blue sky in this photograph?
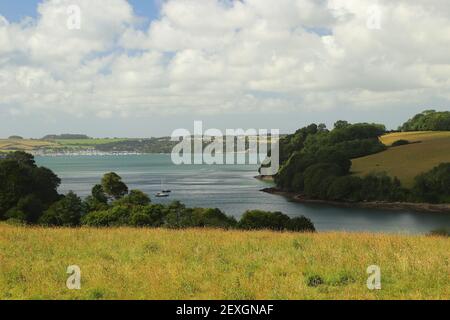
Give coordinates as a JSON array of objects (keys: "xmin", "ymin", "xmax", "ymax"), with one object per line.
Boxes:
[
  {"xmin": 0, "ymin": 1, "xmax": 448, "ymax": 138},
  {"xmin": 0, "ymin": 0, "xmax": 160, "ymax": 22}
]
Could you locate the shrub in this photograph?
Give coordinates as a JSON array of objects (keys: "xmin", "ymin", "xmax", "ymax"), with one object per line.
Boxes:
[
  {"xmin": 39, "ymin": 192, "xmax": 84, "ymax": 226},
  {"xmin": 239, "ymin": 210, "xmax": 290, "ymax": 231},
  {"xmin": 5, "ymin": 194, "xmax": 44, "ymax": 224},
  {"xmin": 286, "ymin": 216, "xmax": 316, "ymax": 232},
  {"xmin": 81, "ymin": 205, "xmax": 130, "ymax": 227},
  {"xmin": 191, "ymin": 208, "xmax": 237, "ymax": 229},
  {"xmin": 129, "ymin": 204, "xmax": 166, "ymax": 227},
  {"xmin": 114, "ymin": 190, "xmax": 151, "ymax": 207},
  {"xmin": 391, "ymin": 139, "xmax": 410, "ymax": 147},
  {"xmin": 81, "ymin": 210, "xmax": 115, "ymax": 227}
]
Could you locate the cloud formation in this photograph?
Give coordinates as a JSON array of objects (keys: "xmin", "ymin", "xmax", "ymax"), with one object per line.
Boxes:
[{"xmin": 0, "ymin": 0, "xmax": 449, "ymax": 120}]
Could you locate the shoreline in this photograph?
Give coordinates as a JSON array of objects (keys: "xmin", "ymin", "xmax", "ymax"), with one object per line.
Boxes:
[
  {"xmin": 261, "ymin": 187, "xmax": 450, "ymax": 214},
  {"xmin": 254, "ymin": 175, "xmax": 275, "ymax": 182}
]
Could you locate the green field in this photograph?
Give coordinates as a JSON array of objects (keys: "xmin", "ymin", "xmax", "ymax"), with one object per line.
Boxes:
[
  {"xmin": 352, "ymin": 132, "xmax": 450, "ymax": 188},
  {"xmin": 54, "ymin": 138, "xmax": 130, "ymax": 147},
  {"xmin": 0, "ymin": 224, "xmax": 448, "ymax": 300}
]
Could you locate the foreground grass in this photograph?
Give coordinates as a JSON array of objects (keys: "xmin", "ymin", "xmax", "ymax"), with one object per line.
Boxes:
[
  {"xmin": 0, "ymin": 224, "xmax": 448, "ymax": 300},
  {"xmin": 352, "ymin": 131, "xmax": 450, "ymax": 188}
]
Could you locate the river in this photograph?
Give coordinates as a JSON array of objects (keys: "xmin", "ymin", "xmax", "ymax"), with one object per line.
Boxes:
[{"xmin": 36, "ymin": 154, "xmax": 450, "ymax": 234}]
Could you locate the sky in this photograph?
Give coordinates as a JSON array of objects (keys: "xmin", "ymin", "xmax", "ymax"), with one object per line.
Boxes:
[{"xmin": 0, "ymin": 0, "xmax": 449, "ymax": 138}]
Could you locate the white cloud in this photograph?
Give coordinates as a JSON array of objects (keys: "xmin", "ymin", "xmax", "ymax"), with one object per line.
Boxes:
[{"xmin": 0, "ymin": 0, "xmax": 449, "ymax": 120}]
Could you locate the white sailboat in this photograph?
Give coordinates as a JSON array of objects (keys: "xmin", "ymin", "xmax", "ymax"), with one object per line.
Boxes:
[{"xmin": 156, "ymin": 178, "xmax": 171, "ymax": 197}]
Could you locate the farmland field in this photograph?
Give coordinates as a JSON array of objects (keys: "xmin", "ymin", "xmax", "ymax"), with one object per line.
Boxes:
[
  {"xmin": 0, "ymin": 138, "xmax": 131, "ymax": 152},
  {"xmin": 0, "ymin": 224, "xmax": 448, "ymax": 300},
  {"xmin": 352, "ymin": 132, "xmax": 450, "ymax": 188},
  {"xmin": 54, "ymin": 138, "xmax": 130, "ymax": 147},
  {"xmin": 0, "ymin": 139, "xmax": 58, "ymax": 152}
]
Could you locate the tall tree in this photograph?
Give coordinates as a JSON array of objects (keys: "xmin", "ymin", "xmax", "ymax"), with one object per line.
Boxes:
[{"xmin": 101, "ymin": 172, "xmax": 128, "ymax": 200}]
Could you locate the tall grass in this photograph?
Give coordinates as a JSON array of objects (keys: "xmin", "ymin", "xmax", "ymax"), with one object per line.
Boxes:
[{"xmin": 0, "ymin": 224, "xmax": 448, "ymax": 300}]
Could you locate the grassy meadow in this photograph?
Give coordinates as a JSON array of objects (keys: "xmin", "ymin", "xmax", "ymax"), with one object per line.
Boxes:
[
  {"xmin": 352, "ymin": 131, "xmax": 450, "ymax": 188},
  {"xmin": 0, "ymin": 223, "xmax": 448, "ymax": 300}
]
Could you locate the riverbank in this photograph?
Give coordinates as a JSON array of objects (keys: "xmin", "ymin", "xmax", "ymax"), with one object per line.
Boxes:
[
  {"xmin": 261, "ymin": 187, "xmax": 450, "ymax": 214},
  {"xmin": 1, "ymin": 223, "xmax": 448, "ymax": 300}
]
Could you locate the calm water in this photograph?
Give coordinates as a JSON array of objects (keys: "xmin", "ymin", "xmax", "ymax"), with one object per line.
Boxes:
[{"xmin": 36, "ymin": 154, "xmax": 450, "ymax": 234}]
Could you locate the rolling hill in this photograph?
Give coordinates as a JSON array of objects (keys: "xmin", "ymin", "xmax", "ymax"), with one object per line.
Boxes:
[{"xmin": 352, "ymin": 131, "xmax": 450, "ymax": 188}]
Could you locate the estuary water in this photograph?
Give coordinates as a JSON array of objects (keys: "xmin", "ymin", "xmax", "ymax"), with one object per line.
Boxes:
[{"xmin": 36, "ymin": 154, "xmax": 450, "ymax": 234}]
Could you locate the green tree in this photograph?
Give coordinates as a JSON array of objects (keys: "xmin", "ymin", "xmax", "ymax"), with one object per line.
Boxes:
[
  {"xmin": 101, "ymin": 172, "xmax": 128, "ymax": 200},
  {"xmin": 91, "ymin": 184, "xmax": 108, "ymax": 204},
  {"xmin": 238, "ymin": 210, "xmax": 290, "ymax": 231},
  {"xmin": 39, "ymin": 192, "xmax": 84, "ymax": 226},
  {"xmin": 5, "ymin": 194, "xmax": 44, "ymax": 224},
  {"xmin": 115, "ymin": 190, "xmax": 151, "ymax": 206}
]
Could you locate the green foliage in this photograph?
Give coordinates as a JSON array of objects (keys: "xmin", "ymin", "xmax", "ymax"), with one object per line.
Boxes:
[
  {"xmin": 114, "ymin": 190, "xmax": 151, "ymax": 207},
  {"xmin": 239, "ymin": 210, "xmax": 315, "ymax": 232},
  {"xmin": 303, "ymin": 163, "xmax": 344, "ymax": 199},
  {"xmin": 5, "ymin": 194, "xmax": 44, "ymax": 224},
  {"xmin": 271, "ymin": 121, "xmax": 422, "ymax": 203},
  {"xmin": 286, "ymin": 217, "xmax": 316, "ymax": 232},
  {"xmin": 91, "ymin": 184, "xmax": 108, "ymax": 204},
  {"xmin": 0, "ymin": 152, "xmax": 60, "ymax": 219},
  {"xmin": 400, "ymin": 110, "xmax": 450, "ymax": 131},
  {"xmin": 391, "ymin": 139, "xmax": 410, "ymax": 147},
  {"xmin": 42, "ymin": 134, "xmax": 91, "ymax": 140},
  {"xmin": 276, "ymin": 122, "xmax": 385, "ymax": 194},
  {"xmin": 39, "ymin": 192, "xmax": 84, "ymax": 226},
  {"xmin": 327, "ymin": 176, "xmax": 363, "ymax": 202},
  {"xmin": 101, "ymin": 172, "xmax": 129, "ymax": 200},
  {"xmin": 413, "ymin": 163, "xmax": 450, "ymax": 203}
]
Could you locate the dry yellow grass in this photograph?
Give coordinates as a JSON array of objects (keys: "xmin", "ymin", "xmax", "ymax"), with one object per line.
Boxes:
[
  {"xmin": 379, "ymin": 131, "xmax": 450, "ymax": 146},
  {"xmin": 0, "ymin": 224, "xmax": 448, "ymax": 300},
  {"xmin": 0, "ymin": 139, "xmax": 57, "ymax": 152},
  {"xmin": 352, "ymin": 131, "xmax": 450, "ymax": 188}
]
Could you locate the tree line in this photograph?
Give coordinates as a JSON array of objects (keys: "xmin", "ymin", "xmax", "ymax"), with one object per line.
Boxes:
[
  {"xmin": 400, "ymin": 110, "xmax": 450, "ymax": 131},
  {"xmin": 0, "ymin": 152, "xmax": 315, "ymax": 232}
]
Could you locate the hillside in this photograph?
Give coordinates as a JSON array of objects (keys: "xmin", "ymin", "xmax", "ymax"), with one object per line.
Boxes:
[
  {"xmin": 352, "ymin": 132, "xmax": 450, "ymax": 188},
  {"xmin": 0, "ymin": 137, "xmax": 169, "ymax": 154},
  {"xmin": 0, "ymin": 224, "xmax": 448, "ymax": 300},
  {"xmin": 0, "ymin": 139, "xmax": 58, "ymax": 152}
]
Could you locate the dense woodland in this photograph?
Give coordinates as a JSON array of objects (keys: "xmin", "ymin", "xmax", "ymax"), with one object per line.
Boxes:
[{"xmin": 275, "ymin": 111, "xmax": 450, "ymax": 204}]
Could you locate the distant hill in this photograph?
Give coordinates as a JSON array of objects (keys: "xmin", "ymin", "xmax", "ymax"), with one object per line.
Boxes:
[
  {"xmin": 95, "ymin": 137, "xmax": 177, "ymax": 154},
  {"xmin": 42, "ymin": 134, "xmax": 91, "ymax": 140},
  {"xmin": 352, "ymin": 131, "xmax": 450, "ymax": 187}
]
